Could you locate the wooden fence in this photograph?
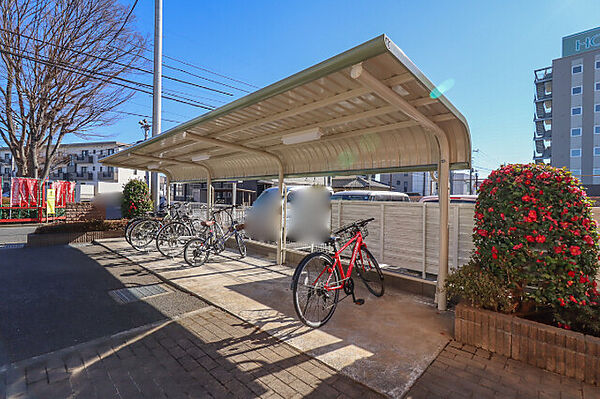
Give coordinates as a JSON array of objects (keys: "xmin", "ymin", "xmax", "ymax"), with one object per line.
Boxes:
[{"xmin": 331, "ymin": 201, "xmax": 476, "ymax": 277}]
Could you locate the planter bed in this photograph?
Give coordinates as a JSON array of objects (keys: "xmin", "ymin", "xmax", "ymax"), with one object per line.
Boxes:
[
  {"xmin": 455, "ymin": 303, "xmax": 600, "ymax": 385},
  {"xmin": 27, "ymin": 229, "xmax": 124, "ymax": 247}
]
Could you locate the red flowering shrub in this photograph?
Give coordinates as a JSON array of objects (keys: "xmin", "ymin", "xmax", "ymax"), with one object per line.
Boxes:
[
  {"xmin": 121, "ymin": 179, "xmax": 153, "ymax": 218},
  {"xmin": 472, "ymin": 164, "xmax": 600, "ymax": 330}
]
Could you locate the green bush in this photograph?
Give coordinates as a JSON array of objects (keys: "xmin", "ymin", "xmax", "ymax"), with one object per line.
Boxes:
[
  {"xmin": 447, "ymin": 260, "xmax": 517, "ymax": 313},
  {"xmin": 121, "ymin": 179, "xmax": 153, "ymax": 218},
  {"xmin": 454, "ymin": 163, "xmax": 600, "ymax": 332}
]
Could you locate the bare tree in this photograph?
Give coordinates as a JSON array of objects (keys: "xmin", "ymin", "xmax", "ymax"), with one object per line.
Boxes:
[{"xmin": 0, "ymin": 0, "xmax": 146, "ymax": 180}]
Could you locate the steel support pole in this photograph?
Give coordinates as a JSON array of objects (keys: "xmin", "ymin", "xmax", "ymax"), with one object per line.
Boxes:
[
  {"xmin": 166, "ymin": 176, "xmax": 171, "ymax": 206},
  {"xmin": 150, "ymin": 0, "xmax": 162, "ymax": 211},
  {"xmin": 277, "ymin": 169, "xmax": 284, "ymax": 265},
  {"xmin": 436, "ymin": 142, "xmax": 451, "ymax": 311}
]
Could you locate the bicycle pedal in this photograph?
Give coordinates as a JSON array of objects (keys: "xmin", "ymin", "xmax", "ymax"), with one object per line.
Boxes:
[{"xmin": 353, "ymin": 299, "xmax": 365, "ymax": 305}]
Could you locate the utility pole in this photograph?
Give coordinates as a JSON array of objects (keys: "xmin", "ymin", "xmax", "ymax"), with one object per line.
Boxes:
[
  {"xmin": 151, "ymin": 0, "xmax": 162, "ymax": 211},
  {"xmin": 139, "ymin": 119, "xmax": 151, "ymax": 188},
  {"xmin": 469, "ymin": 168, "xmax": 473, "ymax": 195},
  {"xmin": 475, "ymin": 171, "xmax": 479, "ymax": 194}
]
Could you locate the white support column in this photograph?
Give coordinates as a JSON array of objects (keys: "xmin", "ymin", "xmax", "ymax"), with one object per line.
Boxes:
[
  {"xmin": 350, "ymin": 62, "xmax": 453, "ymax": 310},
  {"xmin": 166, "ymin": 176, "xmax": 171, "ymax": 206},
  {"xmin": 277, "ymin": 169, "xmax": 284, "ymax": 265}
]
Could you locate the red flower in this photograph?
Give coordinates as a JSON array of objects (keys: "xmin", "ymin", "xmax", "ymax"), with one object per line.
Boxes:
[
  {"xmin": 477, "ymin": 229, "xmax": 488, "ymax": 237},
  {"xmin": 568, "ymin": 270, "xmax": 576, "ymax": 277},
  {"xmin": 525, "ymin": 235, "xmax": 535, "ymax": 243},
  {"xmin": 558, "ymin": 298, "xmax": 566, "ymax": 307},
  {"xmin": 569, "ymin": 246, "xmax": 582, "ymax": 256},
  {"xmin": 535, "ymin": 235, "xmax": 546, "ymax": 243},
  {"xmin": 569, "ymin": 295, "xmax": 577, "ymax": 303},
  {"xmin": 513, "ymin": 243, "xmax": 524, "ymax": 250},
  {"xmin": 567, "ymin": 280, "xmax": 574, "ymax": 287},
  {"xmin": 554, "ymin": 246, "xmax": 564, "ymax": 254},
  {"xmin": 583, "ymin": 235, "xmax": 595, "ymax": 246}
]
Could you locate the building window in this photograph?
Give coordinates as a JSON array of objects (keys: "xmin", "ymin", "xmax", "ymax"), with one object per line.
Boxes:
[
  {"xmin": 92, "ymin": 166, "xmax": 95, "ymax": 171},
  {"xmin": 81, "ymin": 166, "xmax": 87, "ymax": 173},
  {"xmin": 108, "ymin": 149, "xmax": 114, "ymax": 155},
  {"xmin": 596, "ymin": 104, "xmax": 600, "ymax": 113},
  {"xmin": 596, "ymin": 60, "xmax": 600, "ymax": 69},
  {"xmin": 572, "ymin": 65, "xmax": 583, "ymax": 74},
  {"xmin": 571, "ymin": 148, "xmax": 582, "ymax": 157},
  {"xmin": 596, "ymin": 125, "xmax": 600, "ymax": 135},
  {"xmin": 396, "ymin": 180, "xmax": 401, "ymax": 185},
  {"xmin": 572, "ymin": 169, "xmax": 581, "ymax": 176},
  {"xmin": 595, "ymin": 147, "xmax": 600, "ymax": 156},
  {"xmin": 594, "ymin": 168, "xmax": 600, "ymax": 177},
  {"xmin": 571, "ymin": 128, "xmax": 582, "ymax": 137},
  {"xmin": 4, "ymin": 153, "xmax": 8, "ymax": 161},
  {"xmin": 572, "ymin": 107, "xmax": 582, "ymax": 115},
  {"xmin": 134, "ymin": 169, "xmax": 138, "ymax": 175},
  {"xmin": 4, "ymin": 168, "xmax": 9, "ymax": 175},
  {"xmin": 596, "ymin": 82, "xmax": 600, "ymax": 91},
  {"xmin": 403, "ymin": 182, "xmax": 408, "ymax": 192},
  {"xmin": 572, "ymin": 86, "xmax": 582, "ymax": 95}
]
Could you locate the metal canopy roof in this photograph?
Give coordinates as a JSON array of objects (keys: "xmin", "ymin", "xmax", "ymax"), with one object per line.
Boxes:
[{"xmin": 101, "ymin": 35, "xmax": 471, "ymax": 183}]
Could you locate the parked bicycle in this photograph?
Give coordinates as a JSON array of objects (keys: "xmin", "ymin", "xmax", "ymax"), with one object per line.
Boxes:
[
  {"xmin": 290, "ymin": 217, "xmax": 384, "ymax": 328},
  {"xmin": 127, "ymin": 203, "xmax": 192, "ymax": 251},
  {"xmin": 154, "ymin": 203, "xmax": 209, "ymax": 257},
  {"xmin": 183, "ymin": 205, "xmax": 246, "ymax": 267}
]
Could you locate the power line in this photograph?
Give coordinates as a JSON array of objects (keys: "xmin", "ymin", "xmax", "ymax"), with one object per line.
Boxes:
[
  {"xmin": 0, "ymin": 27, "xmax": 234, "ymax": 97},
  {"xmin": 0, "ymin": 46, "xmax": 215, "ymax": 110},
  {"xmin": 136, "ymin": 52, "xmax": 251, "ymax": 93}
]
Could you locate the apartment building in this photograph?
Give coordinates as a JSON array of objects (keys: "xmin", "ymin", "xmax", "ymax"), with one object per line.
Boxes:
[
  {"xmin": 534, "ymin": 27, "xmax": 600, "ymax": 194},
  {"xmin": 379, "ymin": 171, "xmax": 473, "ymax": 195},
  {"xmin": 0, "ymin": 141, "xmax": 140, "ymax": 194}
]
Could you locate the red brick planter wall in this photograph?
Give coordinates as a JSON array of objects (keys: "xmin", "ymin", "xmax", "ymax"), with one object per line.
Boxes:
[
  {"xmin": 455, "ymin": 303, "xmax": 600, "ymax": 385},
  {"xmin": 27, "ymin": 230, "xmax": 124, "ymax": 247},
  {"xmin": 65, "ymin": 203, "xmax": 105, "ymax": 223}
]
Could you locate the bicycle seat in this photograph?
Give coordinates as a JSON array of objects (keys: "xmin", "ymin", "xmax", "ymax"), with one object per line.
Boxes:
[
  {"xmin": 201, "ymin": 220, "xmax": 216, "ymax": 227},
  {"xmin": 326, "ymin": 235, "xmax": 340, "ymax": 245}
]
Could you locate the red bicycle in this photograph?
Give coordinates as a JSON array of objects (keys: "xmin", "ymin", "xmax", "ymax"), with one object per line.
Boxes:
[{"xmin": 291, "ymin": 217, "xmax": 384, "ymax": 328}]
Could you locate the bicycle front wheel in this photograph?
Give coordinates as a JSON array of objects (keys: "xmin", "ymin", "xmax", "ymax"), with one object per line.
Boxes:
[
  {"xmin": 356, "ymin": 247, "xmax": 384, "ymax": 297},
  {"xmin": 291, "ymin": 252, "xmax": 339, "ymax": 328},
  {"xmin": 130, "ymin": 219, "xmax": 160, "ymax": 251},
  {"xmin": 156, "ymin": 222, "xmax": 192, "ymax": 257},
  {"xmin": 183, "ymin": 238, "xmax": 210, "ymax": 267},
  {"xmin": 125, "ymin": 217, "xmax": 144, "ymax": 245}
]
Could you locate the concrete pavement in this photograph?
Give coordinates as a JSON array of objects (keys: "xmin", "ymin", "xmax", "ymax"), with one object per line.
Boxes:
[
  {"xmin": 0, "ymin": 224, "xmax": 39, "ymax": 245},
  {"xmin": 97, "ymin": 238, "xmax": 453, "ymax": 398},
  {"xmin": 0, "ymin": 244, "xmax": 207, "ymax": 365}
]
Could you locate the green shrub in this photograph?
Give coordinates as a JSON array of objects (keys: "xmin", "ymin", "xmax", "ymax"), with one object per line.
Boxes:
[
  {"xmin": 121, "ymin": 179, "xmax": 153, "ymax": 218},
  {"xmin": 34, "ymin": 219, "xmax": 127, "ymax": 234},
  {"xmin": 453, "ymin": 163, "xmax": 600, "ymax": 333},
  {"xmin": 447, "ymin": 260, "xmax": 517, "ymax": 313}
]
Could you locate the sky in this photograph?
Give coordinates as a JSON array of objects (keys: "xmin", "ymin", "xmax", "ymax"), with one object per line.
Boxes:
[{"xmin": 71, "ymin": 0, "xmax": 600, "ymax": 176}]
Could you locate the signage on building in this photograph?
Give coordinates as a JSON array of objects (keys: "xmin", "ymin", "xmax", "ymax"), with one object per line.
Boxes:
[{"xmin": 562, "ymin": 27, "xmax": 600, "ymax": 57}]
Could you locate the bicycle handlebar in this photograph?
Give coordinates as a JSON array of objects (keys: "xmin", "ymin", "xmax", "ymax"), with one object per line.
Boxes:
[{"xmin": 333, "ymin": 217, "xmax": 374, "ymax": 235}]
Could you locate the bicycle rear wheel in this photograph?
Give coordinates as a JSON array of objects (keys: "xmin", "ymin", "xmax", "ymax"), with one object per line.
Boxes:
[
  {"xmin": 183, "ymin": 238, "xmax": 210, "ymax": 267},
  {"xmin": 130, "ymin": 220, "xmax": 160, "ymax": 251},
  {"xmin": 235, "ymin": 232, "xmax": 246, "ymax": 258},
  {"xmin": 356, "ymin": 247, "xmax": 384, "ymax": 297},
  {"xmin": 291, "ymin": 252, "xmax": 339, "ymax": 328},
  {"xmin": 156, "ymin": 222, "xmax": 192, "ymax": 257}
]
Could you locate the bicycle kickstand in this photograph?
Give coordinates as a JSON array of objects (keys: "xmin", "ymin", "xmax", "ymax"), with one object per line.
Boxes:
[{"xmin": 350, "ymin": 288, "xmax": 364, "ymax": 306}]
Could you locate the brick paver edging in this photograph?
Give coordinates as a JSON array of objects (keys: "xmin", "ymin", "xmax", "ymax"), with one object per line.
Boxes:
[{"xmin": 455, "ymin": 303, "xmax": 600, "ymax": 385}]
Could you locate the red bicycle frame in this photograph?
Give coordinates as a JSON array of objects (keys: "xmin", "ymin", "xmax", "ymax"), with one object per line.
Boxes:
[{"xmin": 313, "ymin": 230, "xmax": 369, "ymax": 291}]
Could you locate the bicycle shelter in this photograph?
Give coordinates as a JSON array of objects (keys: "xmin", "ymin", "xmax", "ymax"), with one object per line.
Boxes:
[{"xmin": 101, "ymin": 35, "xmax": 471, "ymax": 310}]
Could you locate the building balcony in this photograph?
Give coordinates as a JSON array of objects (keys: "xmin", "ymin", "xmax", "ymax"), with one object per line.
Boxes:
[
  {"xmin": 98, "ymin": 171, "xmax": 115, "ymax": 181},
  {"xmin": 534, "ymin": 93, "xmax": 552, "ymax": 102},
  {"xmin": 73, "ymin": 154, "xmax": 95, "ymax": 163},
  {"xmin": 533, "ymin": 148, "xmax": 551, "ymax": 161},
  {"xmin": 66, "ymin": 172, "xmax": 93, "ymax": 180},
  {"xmin": 534, "ymin": 112, "xmax": 552, "ymax": 122},
  {"xmin": 534, "ymin": 66, "xmax": 553, "ymax": 83}
]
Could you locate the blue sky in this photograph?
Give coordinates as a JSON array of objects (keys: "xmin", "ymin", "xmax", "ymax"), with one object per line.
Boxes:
[{"xmin": 78, "ymin": 0, "xmax": 600, "ymax": 175}]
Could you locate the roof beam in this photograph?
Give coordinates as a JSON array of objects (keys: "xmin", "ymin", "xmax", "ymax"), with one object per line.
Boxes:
[
  {"xmin": 130, "ymin": 152, "xmax": 212, "ymax": 175},
  {"xmin": 185, "ymin": 132, "xmax": 284, "ymax": 173},
  {"xmin": 196, "ymin": 73, "xmax": 414, "ymax": 141}
]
